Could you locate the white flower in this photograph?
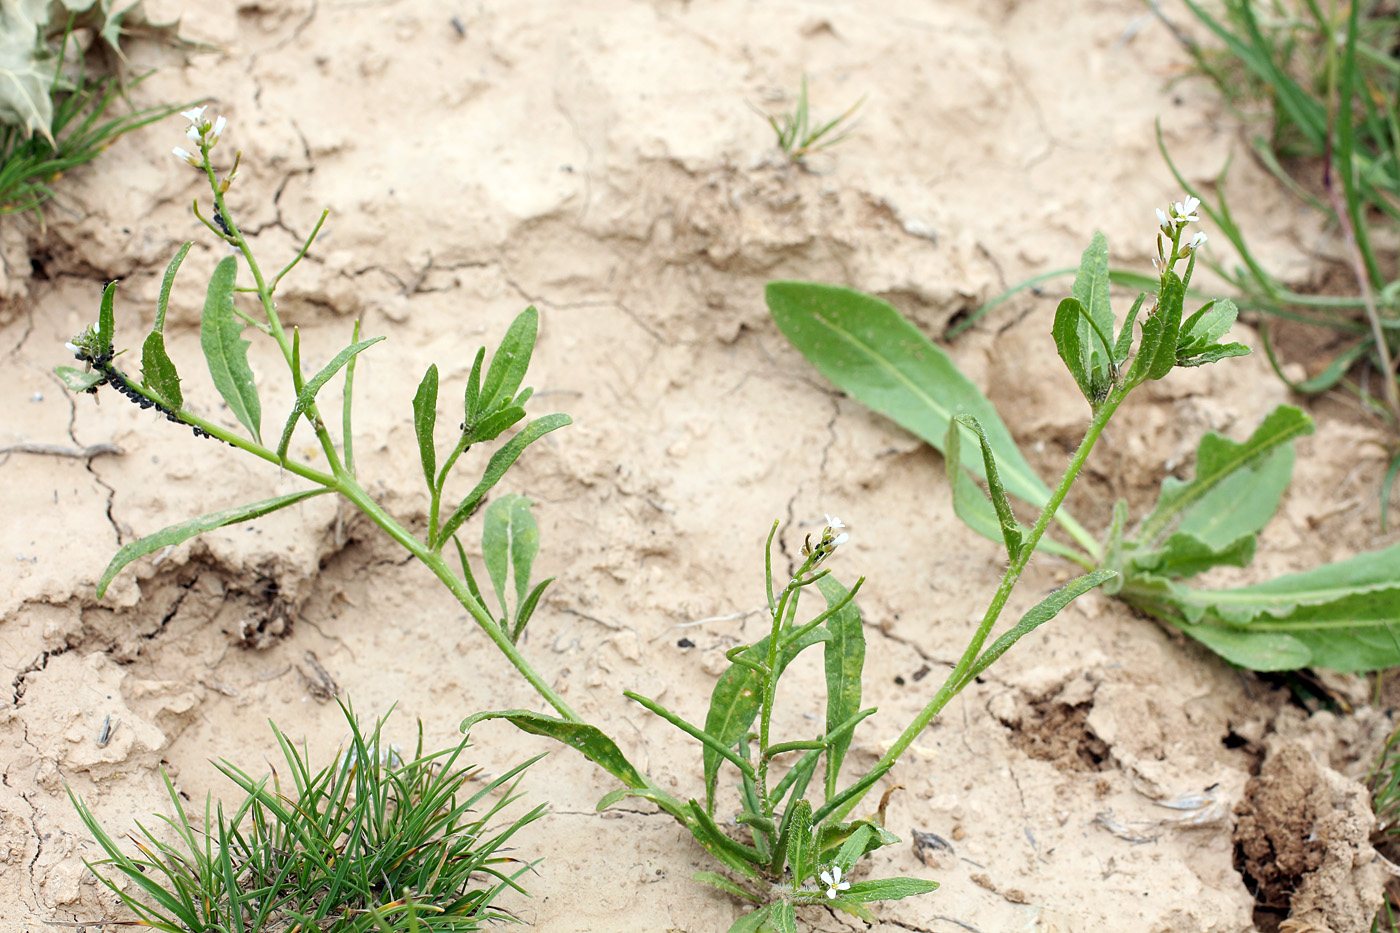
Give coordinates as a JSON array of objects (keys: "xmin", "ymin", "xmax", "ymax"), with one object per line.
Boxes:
[
  {"xmin": 1172, "ymin": 196, "xmax": 1200, "ymax": 224},
  {"xmin": 1155, "ymin": 207, "xmax": 1173, "ymax": 233},
  {"xmin": 830, "ymin": 532, "xmax": 849, "ymax": 548},
  {"xmin": 64, "ymin": 341, "xmax": 80, "ymax": 355},
  {"xmin": 209, "ymin": 115, "xmax": 226, "ymax": 145},
  {"xmin": 181, "ymin": 106, "xmax": 207, "ymax": 124},
  {"xmin": 172, "ymin": 147, "xmax": 200, "ymax": 167},
  {"xmin": 1189, "ymin": 231, "xmax": 1208, "ymax": 250},
  {"xmin": 825, "ymin": 514, "xmax": 845, "ymax": 530},
  {"xmin": 186, "ymin": 125, "xmax": 202, "ymax": 142},
  {"xmin": 820, "ymin": 865, "xmax": 850, "ymax": 899}
]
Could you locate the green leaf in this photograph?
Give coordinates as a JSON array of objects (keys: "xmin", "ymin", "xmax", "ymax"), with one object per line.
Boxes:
[
  {"xmin": 480, "ymin": 308, "xmax": 537, "ymax": 414},
  {"xmin": 154, "ymin": 242, "xmax": 192, "ymax": 333},
  {"xmin": 694, "ymin": 871, "xmax": 762, "ymax": 904},
  {"xmin": 953, "ymin": 415, "xmax": 1022, "ymax": 562},
  {"xmin": 1146, "ymin": 271, "xmax": 1184, "ymax": 381},
  {"xmin": 1069, "ymin": 231, "xmax": 1114, "ymax": 386},
  {"xmin": 960, "ymin": 570, "xmax": 1118, "ymax": 687},
  {"xmin": 513, "ymin": 577, "xmax": 553, "ymax": 643},
  {"xmin": 1113, "ymin": 293, "xmax": 1147, "ymax": 364},
  {"xmin": 772, "ymin": 902, "xmax": 797, "ymax": 933},
  {"xmin": 437, "ymin": 413, "xmax": 571, "ymax": 545},
  {"xmin": 1051, "ymin": 297, "xmax": 1092, "ymax": 404},
  {"xmin": 275, "ymin": 337, "xmax": 386, "ymax": 460},
  {"xmin": 463, "ymin": 347, "xmax": 486, "ymax": 422},
  {"xmin": 837, "ymin": 877, "xmax": 940, "ymax": 903},
  {"xmin": 687, "ymin": 800, "xmax": 765, "ymax": 873},
  {"xmin": 1136, "ymin": 542, "xmax": 1400, "ymax": 671},
  {"xmin": 57, "ymin": 365, "xmax": 103, "ymax": 392},
  {"xmin": 199, "ymin": 255, "xmax": 261, "ymax": 443},
  {"xmin": 833, "ymin": 823, "xmax": 875, "ymax": 870},
  {"xmin": 628, "ymin": 691, "xmax": 755, "ymax": 780},
  {"xmin": 787, "ymin": 800, "xmax": 814, "ymax": 885},
  {"xmin": 1139, "ymin": 405, "xmax": 1313, "ymax": 544},
  {"xmin": 817, "ymin": 575, "xmax": 863, "ymax": 799},
  {"xmin": 96, "ymin": 489, "xmax": 331, "ymax": 598},
  {"xmin": 96, "ymin": 279, "xmax": 116, "ymax": 351},
  {"xmin": 1101, "ymin": 499, "xmax": 1129, "ymax": 595},
  {"xmin": 1177, "ymin": 342, "xmax": 1251, "ymax": 368},
  {"xmin": 1170, "ymin": 623, "xmax": 1313, "ymax": 672},
  {"xmin": 464, "ymin": 405, "xmax": 526, "ymax": 446},
  {"xmin": 702, "ymin": 626, "xmax": 831, "ymax": 812},
  {"xmin": 1130, "ymin": 532, "xmax": 1255, "ymax": 580},
  {"xmin": 140, "ymin": 330, "xmax": 183, "ymax": 410},
  {"xmin": 412, "ymin": 364, "xmax": 439, "ymax": 491},
  {"xmin": 766, "ymin": 282, "xmax": 1055, "ymax": 517},
  {"xmin": 461, "ymin": 709, "xmax": 662, "ymax": 800},
  {"xmin": 482, "ymin": 494, "xmax": 539, "ymax": 627},
  {"xmin": 943, "ymin": 418, "xmax": 1083, "ymax": 562},
  {"xmin": 1176, "ymin": 299, "xmax": 1251, "ymax": 367},
  {"xmin": 724, "ymin": 907, "xmax": 773, "ymax": 933}
]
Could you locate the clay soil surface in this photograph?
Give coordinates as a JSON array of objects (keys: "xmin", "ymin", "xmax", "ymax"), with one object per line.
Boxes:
[{"xmin": 3, "ymin": 2, "xmax": 1399, "ymax": 931}]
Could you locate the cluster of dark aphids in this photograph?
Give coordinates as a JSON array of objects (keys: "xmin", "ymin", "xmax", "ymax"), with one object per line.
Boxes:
[{"xmin": 70, "ymin": 343, "xmax": 216, "ymax": 441}]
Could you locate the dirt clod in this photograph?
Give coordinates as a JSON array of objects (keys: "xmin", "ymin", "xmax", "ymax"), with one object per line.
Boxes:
[{"xmin": 1234, "ymin": 738, "xmax": 1384, "ymax": 933}]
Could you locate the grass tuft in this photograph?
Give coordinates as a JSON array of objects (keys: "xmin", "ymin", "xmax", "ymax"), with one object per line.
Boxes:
[{"xmin": 69, "ymin": 701, "xmax": 546, "ymax": 932}]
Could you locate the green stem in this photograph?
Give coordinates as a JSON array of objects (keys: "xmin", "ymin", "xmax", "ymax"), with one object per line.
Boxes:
[
  {"xmin": 830, "ymin": 384, "xmax": 1127, "ymax": 822},
  {"xmin": 334, "ymin": 478, "xmax": 579, "ymax": 722},
  {"xmin": 201, "ymin": 144, "xmax": 343, "ymax": 477}
]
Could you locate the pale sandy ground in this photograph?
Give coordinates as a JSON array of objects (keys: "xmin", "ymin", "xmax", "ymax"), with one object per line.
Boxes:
[{"xmin": 2, "ymin": 1, "xmax": 1399, "ymax": 931}]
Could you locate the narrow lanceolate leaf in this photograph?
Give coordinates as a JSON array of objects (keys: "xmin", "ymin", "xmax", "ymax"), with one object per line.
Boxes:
[
  {"xmin": 460, "ymin": 709, "xmax": 679, "ymax": 807},
  {"xmin": 1051, "ymin": 297, "xmax": 1092, "ymax": 404},
  {"xmin": 960, "ymin": 570, "xmax": 1117, "ymax": 687},
  {"xmin": 702, "ymin": 626, "xmax": 831, "ymax": 812},
  {"xmin": 766, "ymin": 281, "xmax": 1053, "ymax": 511},
  {"xmin": 275, "ymin": 337, "xmax": 385, "ymax": 460},
  {"xmin": 837, "ymin": 877, "xmax": 940, "ymax": 903},
  {"xmin": 772, "ymin": 902, "xmax": 798, "ymax": 933},
  {"xmin": 786, "ymin": 800, "xmax": 814, "ymax": 885},
  {"xmin": 140, "ymin": 331, "xmax": 183, "ymax": 411},
  {"xmin": 57, "ymin": 366, "xmax": 104, "ymax": 392},
  {"xmin": 693, "ymin": 871, "xmax": 762, "ymax": 904},
  {"xmin": 200, "ymin": 255, "xmax": 261, "ymax": 443},
  {"xmin": 1113, "ymin": 293, "xmax": 1146, "ymax": 365},
  {"xmin": 1139, "ymin": 405, "xmax": 1313, "ymax": 545},
  {"xmin": 437, "ymin": 413, "xmax": 572, "ymax": 545},
  {"xmin": 480, "ymin": 308, "xmax": 538, "ymax": 413},
  {"xmin": 1144, "ymin": 270, "xmax": 1185, "ymax": 381},
  {"xmin": 724, "ymin": 906, "xmax": 773, "ymax": 933},
  {"xmin": 1070, "ymin": 231, "xmax": 1114, "ymax": 387},
  {"xmin": 96, "ymin": 489, "xmax": 331, "ymax": 598},
  {"xmin": 97, "ymin": 280, "xmax": 116, "ymax": 350},
  {"xmin": 412, "ymin": 364, "xmax": 439, "ymax": 491},
  {"xmin": 955, "ymin": 415, "xmax": 1022, "ymax": 562},
  {"xmin": 154, "ymin": 241, "xmax": 193, "ymax": 332},
  {"xmin": 482, "ymin": 494, "xmax": 540, "ymax": 625},
  {"xmin": 943, "ymin": 419, "xmax": 1083, "ymax": 562},
  {"xmin": 817, "ymin": 575, "xmax": 864, "ymax": 798}
]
